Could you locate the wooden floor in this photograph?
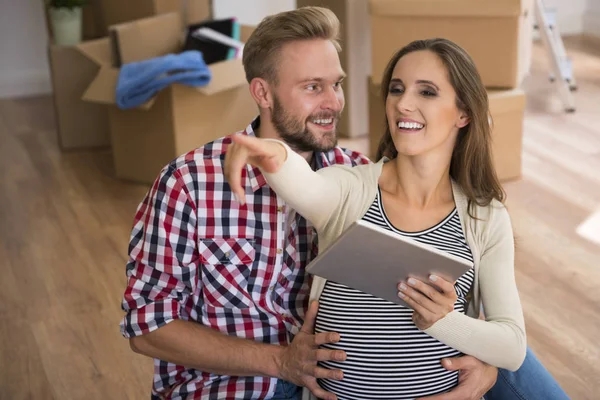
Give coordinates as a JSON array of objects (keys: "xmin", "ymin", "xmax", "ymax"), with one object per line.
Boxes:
[{"xmin": 1, "ymin": 36, "xmax": 599, "ymax": 399}]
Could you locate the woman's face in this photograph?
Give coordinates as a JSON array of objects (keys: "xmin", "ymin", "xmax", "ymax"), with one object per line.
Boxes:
[{"xmin": 385, "ymin": 50, "xmax": 470, "ymax": 158}]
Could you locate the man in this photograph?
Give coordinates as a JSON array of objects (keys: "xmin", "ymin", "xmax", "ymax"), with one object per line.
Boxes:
[{"xmin": 120, "ymin": 6, "xmax": 569, "ymax": 400}]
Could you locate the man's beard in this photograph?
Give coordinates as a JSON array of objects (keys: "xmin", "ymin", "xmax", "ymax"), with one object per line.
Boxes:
[{"xmin": 270, "ymin": 95, "xmax": 340, "ymax": 153}]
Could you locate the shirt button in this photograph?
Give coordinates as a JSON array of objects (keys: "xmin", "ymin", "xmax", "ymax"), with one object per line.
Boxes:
[
  {"xmin": 276, "ymin": 248, "xmax": 283, "ymax": 254},
  {"xmin": 277, "ymin": 206, "xmax": 284, "ymax": 212},
  {"xmin": 224, "ymin": 251, "xmax": 231, "ymax": 258},
  {"xmin": 269, "ymin": 286, "xmax": 275, "ymax": 291}
]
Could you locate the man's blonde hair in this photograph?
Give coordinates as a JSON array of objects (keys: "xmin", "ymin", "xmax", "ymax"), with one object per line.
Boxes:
[{"xmin": 242, "ymin": 6, "xmax": 341, "ymax": 84}]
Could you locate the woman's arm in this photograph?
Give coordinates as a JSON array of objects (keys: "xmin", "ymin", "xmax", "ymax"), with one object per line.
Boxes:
[
  {"xmin": 224, "ymin": 135, "xmax": 346, "ymax": 230},
  {"xmin": 423, "ymin": 206, "xmax": 526, "ymax": 371}
]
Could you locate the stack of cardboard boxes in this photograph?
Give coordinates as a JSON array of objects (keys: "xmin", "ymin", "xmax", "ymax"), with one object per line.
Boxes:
[
  {"xmin": 297, "ymin": 0, "xmax": 532, "ymax": 181},
  {"xmin": 368, "ymin": 0, "xmax": 532, "ymax": 182},
  {"xmin": 47, "ymin": 0, "xmax": 257, "ymax": 184},
  {"xmin": 47, "ymin": 0, "xmax": 212, "ymax": 150}
]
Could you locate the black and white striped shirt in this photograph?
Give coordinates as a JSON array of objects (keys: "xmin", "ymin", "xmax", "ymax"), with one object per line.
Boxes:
[{"xmin": 315, "ymin": 189, "xmax": 475, "ymax": 399}]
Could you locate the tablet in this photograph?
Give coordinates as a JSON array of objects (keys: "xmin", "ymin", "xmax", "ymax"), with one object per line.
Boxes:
[{"xmin": 306, "ymin": 219, "xmax": 474, "ymax": 308}]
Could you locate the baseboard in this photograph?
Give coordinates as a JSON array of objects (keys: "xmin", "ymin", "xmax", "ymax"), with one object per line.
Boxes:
[{"xmin": 0, "ymin": 69, "xmax": 52, "ymax": 99}]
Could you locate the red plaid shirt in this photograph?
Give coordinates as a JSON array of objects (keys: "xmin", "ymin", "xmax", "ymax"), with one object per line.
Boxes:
[{"xmin": 120, "ymin": 118, "xmax": 370, "ymax": 399}]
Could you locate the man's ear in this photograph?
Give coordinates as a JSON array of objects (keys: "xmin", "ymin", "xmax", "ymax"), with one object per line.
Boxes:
[
  {"xmin": 249, "ymin": 78, "xmax": 273, "ymax": 109},
  {"xmin": 456, "ymin": 110, "xmax": 471, "ymax": 129}
]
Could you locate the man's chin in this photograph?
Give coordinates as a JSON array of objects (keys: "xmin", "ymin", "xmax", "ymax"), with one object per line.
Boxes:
[
  {"xmin": 306, "ymin": 130, "xmax": 337, "ymax": 152},
  {"xmin": 316, "ymin": 136, "xmax": 338, "ymax": 152}
]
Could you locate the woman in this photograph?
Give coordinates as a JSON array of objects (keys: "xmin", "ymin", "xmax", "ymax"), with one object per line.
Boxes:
[{"xmin": 226, "ymin": 38, "xmax": 526, "ymax": 399}]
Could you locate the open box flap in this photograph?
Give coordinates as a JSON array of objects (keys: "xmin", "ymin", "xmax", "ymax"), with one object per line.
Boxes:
[
  {"xmin": 110, "ymin": 12, "xmax": 183, "ymax": 66},
  {"xmin": 197, "ymin": 58, "xmax": 248, "ymax": 95},
  {"xmin": 81, "ymin": 67, "xmax": 157, "ymax": 110},
  {"xmin": 81, "ymin": 67, "xmax": 119, "ymax": 105},
  {"xmin": 76, "ymin": 37, "xmax": 113, "ymax": 67}
]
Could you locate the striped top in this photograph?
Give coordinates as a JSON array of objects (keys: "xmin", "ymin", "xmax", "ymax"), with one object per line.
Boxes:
[{"xmin": 315, "ymin": 189, "xmax": 475, "ymax": 399}]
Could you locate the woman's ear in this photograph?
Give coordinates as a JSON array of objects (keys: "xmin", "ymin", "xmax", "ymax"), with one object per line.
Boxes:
[
  {"xmin": 456, "ymin": 110, "xmax": 471, "ymax": 129},
  {"xmin": 249, "ymin": 78, "xmax": 272, "ymax": 109}
]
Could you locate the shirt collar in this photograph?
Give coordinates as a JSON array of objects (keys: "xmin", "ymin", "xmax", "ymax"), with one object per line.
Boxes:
[{"xmin": 240, "ymin": 117, "xmax": 267, "ymax": 193}]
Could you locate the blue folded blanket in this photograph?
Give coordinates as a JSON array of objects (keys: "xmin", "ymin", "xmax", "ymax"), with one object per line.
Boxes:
[{"xmin": 116, "ymin": 50, "xmax": 211, "ymax": 110}]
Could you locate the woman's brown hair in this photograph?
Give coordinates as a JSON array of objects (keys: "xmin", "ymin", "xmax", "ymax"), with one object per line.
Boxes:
[{"xmin": 376, "ymin": 38, "xmax": 505, "ymax": 215}]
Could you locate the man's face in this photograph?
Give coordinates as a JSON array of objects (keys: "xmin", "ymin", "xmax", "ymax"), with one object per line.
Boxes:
[{"xmin": 269, "ymin": 39, "xmax": 345, "ymax": 153}]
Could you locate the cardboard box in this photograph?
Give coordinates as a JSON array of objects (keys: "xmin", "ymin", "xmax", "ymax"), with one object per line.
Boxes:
[
  {"xmin": 48, "ymin": 38, "xmax": 112, "ymax": 149},
  {"xmin": 487, "ymin": 89, "xmax": 526, "ymax": 181},
  {"xmin": 97, "ymin": 0, "xmax": 211, "ymax": 36},
  {"xmin": 369, "ymin": 0, "xmax": 531, "ymax": 89},
  {"xmin": 296, "ymin": 0, "xmax": 371, "ymax": 138},
  {"xmin": 82, "ymin": 13, "xmax": 257, "ymax": 184},
  {"xmin": 44, "ymin": 0, "xmax": 211, "ymax": 41},
  {"xmin": 518, "ymin": 0, "xmax": 534, "ymax": 83},
  {"xmin": 81, "ymin": 0, "xmax": 106, "ymax": 40},
  {"xmin": 367, "ymin": 77, "xmax": 525, "ymax": 181}
]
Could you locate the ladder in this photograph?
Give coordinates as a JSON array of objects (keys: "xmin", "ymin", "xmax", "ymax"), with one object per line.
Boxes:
[{"xmin": 533, "ymin": 0, "xmax": 577, "ymax": 112}]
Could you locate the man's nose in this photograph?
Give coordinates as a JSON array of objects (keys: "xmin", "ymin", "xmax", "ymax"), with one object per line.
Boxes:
[{"xmin": 321, "ymin": 86, "xmax": 343, "ymax": 112}]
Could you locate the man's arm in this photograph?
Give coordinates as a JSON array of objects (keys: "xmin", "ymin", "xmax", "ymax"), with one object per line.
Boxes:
[
  {"xmin": 130, "ymin": 302, "xmax": 345, "ymax": 400},
  {"xmin": 129, "ymin": 320, "xmax": 282, "ymax": 377},
  {"xmin": 121, "ymin": 164, "xmax": 267, "ymax": 377}
]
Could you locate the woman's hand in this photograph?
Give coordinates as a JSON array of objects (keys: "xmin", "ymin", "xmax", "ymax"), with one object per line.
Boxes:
[
  {"xmin": 397, "ymin": 275, "xmax": 457, "ymax": 330},
  {"xmin": 224, "ymin": 134, "xmax": 288, "ymax": 205}
]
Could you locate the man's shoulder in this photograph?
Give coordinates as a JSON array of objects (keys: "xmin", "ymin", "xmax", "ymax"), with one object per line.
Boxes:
[
  {"xmin": 171, "ymin": 136, "xmax": 231, "ymax": 168},
  {"xmin": 165, "ymin": 127, "xmax": 249, "ymax": 175},
  {"xmin": 155, "ymin": 129, "xmax": 247, "ymax": 190},
  {"xmin": 321, "ymin": 146, "xmax": 371, "ymax": 167}
]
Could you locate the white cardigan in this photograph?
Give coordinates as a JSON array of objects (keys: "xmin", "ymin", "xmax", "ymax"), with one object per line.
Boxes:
[{"xmin": 259, "ymin": 141, "xmax": 526, "ymax": 398}]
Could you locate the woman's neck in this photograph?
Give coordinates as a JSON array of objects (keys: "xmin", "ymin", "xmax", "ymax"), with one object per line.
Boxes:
[{"xmin": 382, "ymin": 152, "xmax": 454, "ymax": 209}]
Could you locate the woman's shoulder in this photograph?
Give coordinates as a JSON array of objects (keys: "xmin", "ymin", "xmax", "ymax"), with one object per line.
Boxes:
[
  {"xmin": 461, "ymin": 196, "xmax": 513, "ymax": 246},
  {"xmin": 452, "ymin": 182, "xmax": 506, "ymax": 218},
  {"xmin": 474, "ymin": 198, "xmax": 510, "ymax": 223}
]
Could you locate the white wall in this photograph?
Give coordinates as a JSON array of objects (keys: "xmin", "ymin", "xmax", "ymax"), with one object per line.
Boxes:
[
  {"xmin": 0, "ymin": 0, "xmax": 52, "ymax": 99},
  {"xmin": 543, "ymin": 0, "xmax": 589, "ymax": 35},
  {"xmin": 212, "ymin": 0, "xmax": 296, "ymax": 26},
  {"xmin": 583, "ymin": 0, "xmax": 600, "ymax": 38}
]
